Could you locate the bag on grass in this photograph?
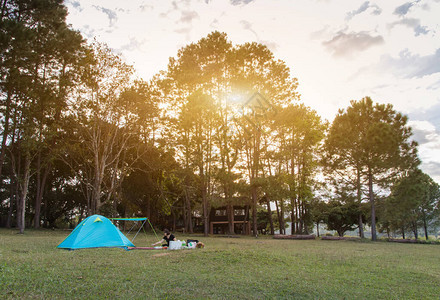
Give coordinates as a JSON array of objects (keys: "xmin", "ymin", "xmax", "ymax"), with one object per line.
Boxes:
[{"xmin": 169, "ymin": 241, "xmax": 182, "ymax": 250}]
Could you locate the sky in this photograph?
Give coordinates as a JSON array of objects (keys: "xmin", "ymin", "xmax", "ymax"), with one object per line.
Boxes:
[{"xmin": 64, "ymin": 0, "xmax": 440, "ymax": 182}]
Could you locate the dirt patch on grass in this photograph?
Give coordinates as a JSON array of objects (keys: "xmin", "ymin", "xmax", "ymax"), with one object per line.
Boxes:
[
  {"xmin": 152, "ymin": 253, "xmax": 171, "ymax": 258},
  {"xmin": 321, "ymin": 236, "xmax": 360, "ymax": 241},
  {"xmin": 274, "ymin": 234, "xmax": 316, "ymax": 240}
]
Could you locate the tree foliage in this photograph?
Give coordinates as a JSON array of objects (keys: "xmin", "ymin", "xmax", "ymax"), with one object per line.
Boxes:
[
  {"xmin": 324, "ymin": 97, "xmax": 419, "ymax": 240},
  {"xmin": 379, "ymin": 169, "xmax": 440, "ymax": 239},
  {"xmin": 0, "ymin": 13, "xmax": 434, "ymax": 239}
]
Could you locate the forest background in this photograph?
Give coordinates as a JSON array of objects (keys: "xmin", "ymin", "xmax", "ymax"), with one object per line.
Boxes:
[{"xmin": 1, "ymin": 0, "xmax": 439, "ymax": 241}]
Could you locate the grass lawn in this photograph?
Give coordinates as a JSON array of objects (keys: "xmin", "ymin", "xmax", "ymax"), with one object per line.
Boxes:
[{"xmin": 1, "ymin": 229, "xmax": 439, "ymax": 299}]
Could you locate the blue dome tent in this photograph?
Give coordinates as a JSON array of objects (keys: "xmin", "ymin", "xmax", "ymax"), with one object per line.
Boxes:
[{"xmin": 57, "ymin": 215, "xmax": 135, "ymax": 250}]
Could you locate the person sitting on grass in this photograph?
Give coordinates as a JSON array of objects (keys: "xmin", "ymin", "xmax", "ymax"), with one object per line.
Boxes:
[{"xmin": 152, "ymin": 229, "xmax": 176, "ymax": 247}]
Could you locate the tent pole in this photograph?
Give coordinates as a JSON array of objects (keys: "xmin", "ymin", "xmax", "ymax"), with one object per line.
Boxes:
[
  {"xmin": 132, "ymin": 220, "xmax": 145, "ymax": 242},
  {"xmin": 127, "ymin": 222, "xmax": 137, "ymax": 235},
  {"xmin": 148, "ymin": 218, "xmax": 160, "ymax": 241}
]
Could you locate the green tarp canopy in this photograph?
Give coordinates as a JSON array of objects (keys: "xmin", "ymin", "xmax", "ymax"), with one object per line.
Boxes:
[{"xmin": 110, "ymin": 217, "xmax": 160, "ymax": 242}]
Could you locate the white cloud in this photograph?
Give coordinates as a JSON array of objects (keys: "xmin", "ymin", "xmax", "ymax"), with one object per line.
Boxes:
[
  {"xmin": 118, "ymin": 37, "xmax": 146, "ymax": 52},
  {"xmin": 409, "ymin": 120, "xmax": 437, "ymax": 143},
  {"xmin": 345, "ymin": 1, "xmax": 382, "ymax": 21},
  {"xmin": 394, "ymin": 1, "xmax": 420, "ymax": 16},
  {"xmin": 388, "ymin": 18, "xmax": 429, "ymax": 36},
  {"xmin": 179, "ymin": 10, "xmax": 199, "ymax": 24},
  {"xmin": 230, "ymin": 0, "xmax": 255, "ymax": 6},
  {"xmin": 409, "ymin": 120, "xmax": 440, "ymax": 182},
  {"xmin": 322, "ymin": 31, "xmax": 384, "ymax": 57},
  {"xmin": 92, "ymin": 6, "xmax": 118, "ymax": 27},
  {"xmin": 379, "ymin": 49, "xmax": 440, "ymax": 78}
]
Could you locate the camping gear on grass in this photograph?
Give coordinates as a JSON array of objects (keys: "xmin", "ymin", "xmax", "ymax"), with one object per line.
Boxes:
[
  {"xmin": 57, "ymin": 215, "xmax": 134, "ymax": 250},
  {"xmin": 169, "ymin": 240, "xmax": 182, "ymax": 250},
  {"xmin": 127, "ymin": 246, "xmax": 167, "ymax": 250},
  {"xmin": 168, "ymin": 240, "xmax": 200, "ymax": 250},
  {"xmin": 187, "ymin": 242, "xmax": 197, "ymax": 249}
]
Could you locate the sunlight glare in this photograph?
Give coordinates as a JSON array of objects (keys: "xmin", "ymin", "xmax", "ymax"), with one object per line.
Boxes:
[{"xmin": 228, "ymin": 93, "xmax": 243, "ymax": 103}]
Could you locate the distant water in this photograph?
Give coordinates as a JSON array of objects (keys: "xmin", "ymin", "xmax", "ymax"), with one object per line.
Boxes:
[{"xmin": 274, "ymin": 222, "xmax": 439, "ymax": 238}]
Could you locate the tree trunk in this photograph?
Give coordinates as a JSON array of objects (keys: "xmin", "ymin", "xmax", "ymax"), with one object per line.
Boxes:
[
  {"xmin": 358, "ymin": 214, "xmax": 364, "ymax": 238},
  {"xmin": 368, "ymin": 169, "xmax": 377, "ymax": 241},
  {"xmin": 92, "ymin": 140, "xmax": 105, "ymax": 214},
  {"xmin": 422, "ymin": 211, "xmax": 428, "ymax": 240},
  {"xmin": 290, "ymin": 146, "xmax": 297, "ymax": 234},
  {"xmin": 280, "ymin": 199, "xmax": 285, "ymax": 235},
  {"xmin": 6, "ymin": 175, "xmax": 15, "ymax": 228},
  {"xmin": 146, "ymin": 195, "xmax": 151, "ymax": 220},
  {"xmin": 303, "ymin": 203, "xmax": 309, "ymax": 235},
  {"xmin": 266, "ymin": 196, "xmax": 274, "ymax": 235},
  {"xmin": 251, "ymin": 126, "xmax": 261, "ymax": 237},
  {"xmin": 227, "ymin": 203, "xmax": 235, "ymax": 235},
  {"xmin": 0, "ymin": 89, "xmax": 12, "ymax": 179},
  {"xmin": 17, "ymin": 153, "xmax": 32, "ymax": 234},
  {"xmin": 172, "ymin": 208, "xmax": 176, "ymax": 232},
  {"xmin": 295, "ymin": 197, "xmax": 299, "ymax": 233},
  {"xmin": 297, "ymin": 198, "xmax": 302, "ymax": 233},
  {"xmin": 244, "ymin": 205, "xmax": 249, "ymax": 235},
  {"xmin": 92, "ymin": 127, "xmax": 105, "ymax": 214},
  {"xmin": 412, "ymin": 222, "xmax": 418, "ymax": 240},
  {"xmin": 202, "ymin": 177, "xmax": 209, "ymax": 237},
  {"xmin": 188, "ymin": 200, "xmax": 193, "ymax": 234},
  {"xmin": 86, "ymin": 188, "xmax": 92, "ymax": 216},
  {"xmin": 275, "ymin": 199, "xmax": 282, "ymax": 234},
  {"xmin": 402, "ymin": 227, "xmax": 405, "ymax": 239},
  {"xmin": 251, "ymin": 184, "xmax": 258, "ymax": 236},
  {"xmin": 290, "ymin": 207, "xmax": 295, "ymax": 234},
  {"xmin": 225, "ymin": 178, "xmax": 234, "ymax": 234},
  {"xmin": 356, "ymin": 168, "xmax": 365, "ymax": 238},
  {"xmin": 43, "ymin": 197, "xmax": 48, "ymax": 228},
  {"xmin": 183, "ymin": 196, "xmax": 187, "ymax": 232},
  {"xmin": 34, "ymin": 163, "xmax": 50, "ymax": 228},
  {"xmin": 299, "ymin": 199, "xmax": 305, "ymax": 234},
  {"xmin": 316, "ymin": 222, "xmax": 320, "ymax": 237},
  {"xmin": 184, "ymin": 187, "xmax": 193, "ymax": 233},
  {"xmin": 93, "ymin": 186, "xmax": 101, "ymax": 214}
]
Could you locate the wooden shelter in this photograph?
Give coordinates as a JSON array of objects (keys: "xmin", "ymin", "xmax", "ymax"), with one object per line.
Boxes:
[{"xmin": 209, "ymin": 206, "xmax": 251, "ymax": 234}]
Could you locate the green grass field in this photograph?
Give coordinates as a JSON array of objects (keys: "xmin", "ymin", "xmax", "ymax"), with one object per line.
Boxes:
[{"xmin": 1, "ymin": 229, "xmax": 439, "ymax": 299}]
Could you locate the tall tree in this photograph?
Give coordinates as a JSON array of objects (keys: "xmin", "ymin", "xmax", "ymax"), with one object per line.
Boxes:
[
  {"xmin": 230, "ymin": 42, "xmax": 299, "ymax": 236},
  {"xmin": 273, "ymin": 104, "xmax": 326, "ymax": 234},
  {"xmin": 62, "ymin": 42, "xmax": 140, "ymax": 215},
  {"xmin": 384, "ymin": 169, "xmax": 440, "ymax": 239},
  {"xmin": 167, "ymin": 32, "xmax": 231, "ymax": 236},
  {"xmin": 324, "ymin": 97, "xmax": 419, "ymax": 241},
  {"xmin": 178, "ymin": 90, "xmax": 218, "ymax": 235},
  {"xmin": 167, "ymin": 32, "xmax": 299, "ymax": 235},
  {"xmin": 30, "ymin": 13, "xmax": 84, "ymax": 228},
  {"xmin": 0, "ymin": 0, "xmax": 83, "ymax": 232}
]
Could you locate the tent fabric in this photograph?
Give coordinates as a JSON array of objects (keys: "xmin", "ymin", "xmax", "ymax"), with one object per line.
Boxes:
[
  {"xmin": 110, "ymin": 218, "xmax": 148, "ymax": 221},
  {"xmin": 57, "ymin": 215, "xmax": 134, "ymax": 250}
]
